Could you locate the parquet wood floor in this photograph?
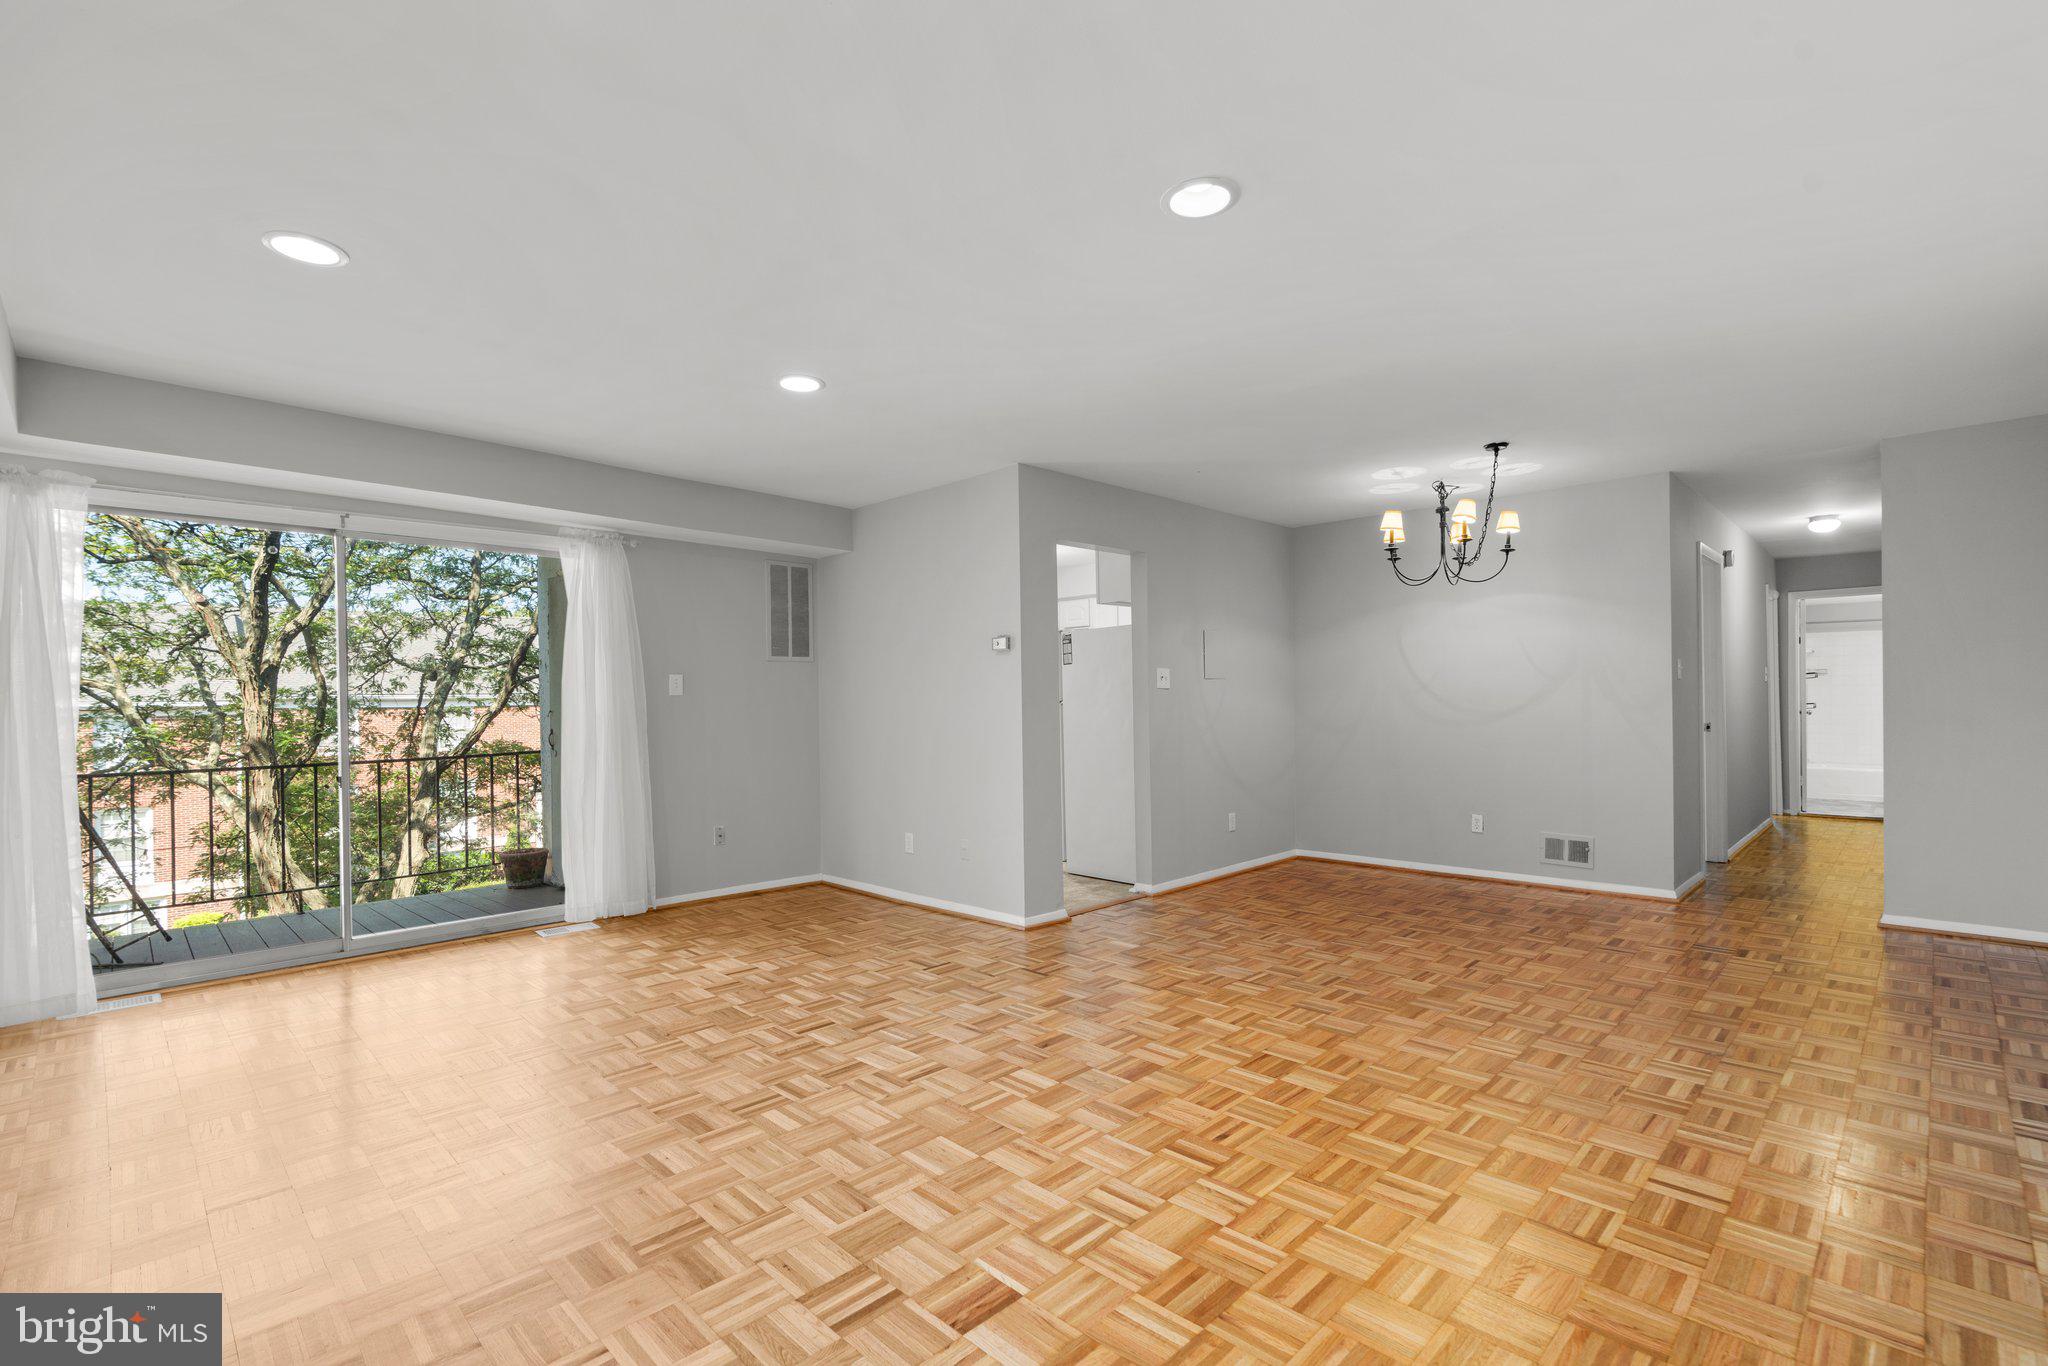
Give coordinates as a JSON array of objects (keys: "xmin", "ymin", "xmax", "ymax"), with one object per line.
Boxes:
[{"xmin": 5, "ymin": 817, "xmax": 2043, "ymax": 1363}]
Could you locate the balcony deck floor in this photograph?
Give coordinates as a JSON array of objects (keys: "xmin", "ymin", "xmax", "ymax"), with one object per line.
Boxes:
[{"xmin": 90, "ymin": 883, "xmax": 565, "ymax": 971}]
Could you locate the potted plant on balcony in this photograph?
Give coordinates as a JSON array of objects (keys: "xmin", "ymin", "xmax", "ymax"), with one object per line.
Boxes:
[{"xmin": 500, "ymin": 847, "xmax": 550, "ymax": 888}]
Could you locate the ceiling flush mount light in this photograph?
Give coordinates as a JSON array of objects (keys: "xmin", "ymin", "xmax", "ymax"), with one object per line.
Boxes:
[
  {"xmin": 1382, "ymin": 441, "xmax": 1523, "ymax": 587},
  {"xmin": 778, "ymin": 374, "xmax": 824, "ymax": 394},
  {"xmin": 1165, "ymin": 176, "xmax": 1239, "ymax": 219},
  {"xmin": 1808, "ymin": 514, "xmax": 1842, "ymax": 534},
  {"xmin": 261, "ymin": 231, "xmax": 348, "ymax": 267}
]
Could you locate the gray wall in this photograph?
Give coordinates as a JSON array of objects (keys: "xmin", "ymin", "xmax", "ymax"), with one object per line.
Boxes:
[
  {"xmin": 1670, "ymin": 476, "xmax": 1777, "ymax": 883},
  {"xmin": 1779, "ymin": 551, "xmax": 1881, "ymax": 593},
  {"xmin": 1881, "ymin": 414, "xmax": 2048, "ymax": 936},
  {"xmin": 0, "ymin": 297, "xmax": 17, "ymax": 431},
  {"xmin": 815, "ymin": 468, "xmax": 1031, "ymax": 919},
  {"xmin": 634, "ymin": 539, "xmax": 821, "ymax": 901},
  {"xmin": 1293, "ymin": 475, "xmax": 1680, "ymax": 894},
  {"xmin": 1018, "ymin": 467, "xmax": 1295, "ymax": 908}
]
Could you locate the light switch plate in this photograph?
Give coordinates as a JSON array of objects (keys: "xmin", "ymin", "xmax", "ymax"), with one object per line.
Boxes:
[
  {"xmin": 667, "ymin": 673, "xmax": 684, "ymax": 696},
  {"xmin": 1155, "ymin": 667, "xmax": 1172, "ymax": 689}
]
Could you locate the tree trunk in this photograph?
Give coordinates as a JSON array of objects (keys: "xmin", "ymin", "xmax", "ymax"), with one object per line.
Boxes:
[
  {"xmin": 385, "ymin": 763, "xmax": 445, "ymax": 901},
  {"xmin": 238, "ymin": 693, "xmax": 326, "ymax": 912}
]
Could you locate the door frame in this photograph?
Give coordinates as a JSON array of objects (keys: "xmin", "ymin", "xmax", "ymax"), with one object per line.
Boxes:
[
  {"xmin": 83, "ymin": 489, "xmax": 569, "ymax": 997},
  {"xmin": 1049, "ymin": 541, "xmax": 1144, "ymax": 904},
  {"xmin": 1785, "ymin": 584, "xmax": 1883, "ymax": 817},
  {"xmin": 1765, "ymin": 584, "xmax": 1784, "ymax": 817},
  {"xmin": 1697, "ymin": 543, "xmax": 1728, "ymax": 865}
]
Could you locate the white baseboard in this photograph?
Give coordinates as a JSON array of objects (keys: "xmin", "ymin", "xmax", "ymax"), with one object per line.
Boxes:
[
  {"xmin": 1879, "ymin": 914, "xmax": 2048, "ymax": 947},
  {"xmin": 1294, "ymin": 849, "xmax": 1691, "ymax": 901},
  {"xmin": 1727, "ymin": 817, "xmax": 1776, "ymax": 859},
  {"xmin": 652, "ymin": 874, "xmax": 819, "ymax": 910},
  {"xmin": 821, "ymin": 875, "xmax": 1068, "ymax": 928},
  {"xmin": 1673, "ymin": 870, "xmax": 1705, "ymax": 900},
  {"xmin": 1132, "ymin": 851, "xmax": 1295, "ymax": 897}
]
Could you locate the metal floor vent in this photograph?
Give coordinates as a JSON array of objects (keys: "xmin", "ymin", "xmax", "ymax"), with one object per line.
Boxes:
[
  {"xmin": 1542, "ymin": 833, "xmax": 1595, "ymax": 869},
  {"xmin": 92, "ymin": 992, "xmax": 162, "ymax": 1013},
  {"xmin": 536, "ymin": 923, "xmax": 598, "ymax": 938}
]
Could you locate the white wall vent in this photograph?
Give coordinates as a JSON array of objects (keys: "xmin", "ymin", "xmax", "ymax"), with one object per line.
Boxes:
[
  {"xmin": 768, "ymin": 562, "xmax": 813, "ymax": 661},
  {"xmin": 1542, "ymin": 833, "xmax": 1594, "ymax": 868}
]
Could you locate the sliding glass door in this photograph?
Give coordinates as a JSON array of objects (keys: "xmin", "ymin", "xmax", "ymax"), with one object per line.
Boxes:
[
  {"xmin": 80, "ymin": 513, "xmax": 345, "ymax": 976},
  {"xmin": 341, "ymin": 533, "xmax": 554, "ymax": 939},
  {"xmin": 78, "ymin": 506, "xmax": 561, "ymax": 990}
]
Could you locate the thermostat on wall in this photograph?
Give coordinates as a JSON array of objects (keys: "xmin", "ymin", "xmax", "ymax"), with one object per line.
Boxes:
[{"xmin": 991, "ymin": 634, "xmax": 1013, "ymax": 652}]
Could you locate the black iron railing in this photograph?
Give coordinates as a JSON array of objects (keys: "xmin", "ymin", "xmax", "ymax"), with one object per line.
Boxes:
[{"xmin": 80, "ymin": 749, "xmax": 544, "ymax": 959}]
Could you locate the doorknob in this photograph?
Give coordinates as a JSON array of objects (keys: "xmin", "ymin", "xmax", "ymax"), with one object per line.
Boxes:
[{"xmin": 1802, "ymin": 702, "xmax": 1816, "ymax": 714}]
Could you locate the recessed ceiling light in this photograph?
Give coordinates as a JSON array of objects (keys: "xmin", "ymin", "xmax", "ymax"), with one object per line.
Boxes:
[
  {"xmin": 1371, "ymin": 466, "xmax": 1426, "ymax": 481},
  {"xmin": 778, "ymin": 375, "xmax": 824, "ymax": 394},
  {"xmin": 1165, "ymin": 177, "xmax": 1239, "ymax": 219},
  {"xmin": 261, "ymin": 231, "xmax": 348, "ymax": 267},
  {"xmin": 1370, "ymin": 482, "xmax": 1419, "ymax": 494},
  {"xmin": 1808, "ymin": 514, "xmax": 1842, "ymax": 533}
]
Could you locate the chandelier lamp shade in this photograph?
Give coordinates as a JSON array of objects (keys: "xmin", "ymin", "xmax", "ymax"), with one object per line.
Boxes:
[{"xmin": 1382, "ymin": 441, "xmax": 1523, "ymax": 586}]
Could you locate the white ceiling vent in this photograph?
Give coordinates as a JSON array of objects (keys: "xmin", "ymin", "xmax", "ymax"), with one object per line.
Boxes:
[
  {"xmin": 769, "ymin": 562, "xmax": 813, "ymax": 661},
  {"xmin": 1542, "ymin": 834, "xmax": 1594, "ymax": 869}
]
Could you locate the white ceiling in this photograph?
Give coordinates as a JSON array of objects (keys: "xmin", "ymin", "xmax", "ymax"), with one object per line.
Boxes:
[
  {"xmin": 3, "ymin": 3, "xmax": 2044, "ymax": 544},
  {"xmin": 1681, "ymin": 444, "xmax": 1882, "ymax": 557}
]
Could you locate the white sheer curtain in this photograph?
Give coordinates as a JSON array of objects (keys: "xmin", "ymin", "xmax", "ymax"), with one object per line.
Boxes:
[
  {"xmin": 558, "ymin": 530, "xmax": 655, "ymax": 922},
  {"xmin": 0, "ymin": 468, "xmax": 96, "ymax": 1026}
]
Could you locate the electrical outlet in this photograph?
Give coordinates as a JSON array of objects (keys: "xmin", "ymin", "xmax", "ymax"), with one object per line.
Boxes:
[
  {"xmin": 903, "ymin": 832, "xmax": 915, "ymax": 854},
  {"xmin": 713, "ymin": 825, "xmax": 725, "ymax": 847},
  {"xmin": 1470, "ymin": 814, "xmax": 1484, "ymax": 833},
  {"xmin": 1228, "ymin": 811, "xmax": 1237, "ymax": 832},
  {"xmin": 667, "ymin": 673, "xmax": 684, "ymax": 696},
  {"xmin": 958, "ymin": 839, "xmax": 970, "ymax": 861}
]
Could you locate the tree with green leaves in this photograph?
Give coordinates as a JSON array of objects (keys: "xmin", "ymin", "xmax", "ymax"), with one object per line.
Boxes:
[{"xmin": 83, "ymin": 517, "xmax": 337, "ymax": 912}]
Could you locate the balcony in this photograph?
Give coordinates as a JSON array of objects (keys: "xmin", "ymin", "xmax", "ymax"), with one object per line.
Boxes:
[{"xmin": 82, "ymin": 749, "xmax": 557, "ymax": 975}]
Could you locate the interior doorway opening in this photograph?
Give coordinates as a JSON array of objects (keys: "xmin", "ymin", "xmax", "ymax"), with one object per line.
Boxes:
[
  {"xmin": 1055, "ymin": 543, "xmax": 1137, "ymax": 913},
  {"xmin": 1795, "ymin": 590, "xmax": 1884, "ymax": 818}
]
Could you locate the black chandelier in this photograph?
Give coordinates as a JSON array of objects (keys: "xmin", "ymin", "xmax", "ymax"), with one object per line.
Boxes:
[{"xmin": 1381, "ymin": 441, "xmax": 1523, "ymax": 586}]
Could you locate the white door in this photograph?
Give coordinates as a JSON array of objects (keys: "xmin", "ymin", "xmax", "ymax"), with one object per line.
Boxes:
[
  {"xmin": 1802, "ymin": 600, "xmax": 1884, "ymax": 817},
  {"xmin": 1059, "ymin": 625, "xmax": 1137, "ymax": 883}
]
